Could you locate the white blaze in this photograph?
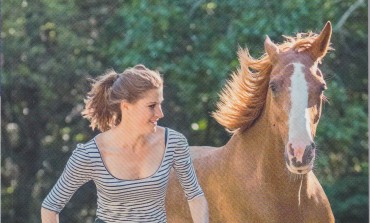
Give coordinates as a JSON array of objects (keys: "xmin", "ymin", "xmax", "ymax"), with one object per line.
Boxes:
[{"xmin": 288, "ymin": 63, "xmax": 312, "ymax": 145}]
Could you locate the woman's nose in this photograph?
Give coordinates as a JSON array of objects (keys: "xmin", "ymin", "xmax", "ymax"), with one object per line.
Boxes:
[{"xmin": 156, "ymin": 106, "xmax": 164, "ymax": 118}]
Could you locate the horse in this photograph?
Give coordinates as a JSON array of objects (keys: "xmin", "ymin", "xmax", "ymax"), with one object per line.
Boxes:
[{"xmin": 165, "ymin": 22, "xmax": 335, "ymax": 223}]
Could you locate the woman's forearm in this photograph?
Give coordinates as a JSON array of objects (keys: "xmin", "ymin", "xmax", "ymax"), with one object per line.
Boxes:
[
  {"xmin": 41, "ymin": 207, "xmax": 59, "ymax": 223},
  {"xmin": 188, "ymin": 195, "xmax": 209, "ymax": 223}
]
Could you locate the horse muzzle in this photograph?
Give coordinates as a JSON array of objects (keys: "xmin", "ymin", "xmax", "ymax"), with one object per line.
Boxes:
[{"xmin": 284, "ymin": 142, "xmax": 316, "ymax": 174}]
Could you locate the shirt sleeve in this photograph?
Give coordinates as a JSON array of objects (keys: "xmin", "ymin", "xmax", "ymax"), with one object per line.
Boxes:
[
  {"xmin": 41, "ymin": 143, "xmax": 93, "ymax": 213},
  {"xmin": 173, "ymin": 133, "xmax": 204, "ymax": 200}
]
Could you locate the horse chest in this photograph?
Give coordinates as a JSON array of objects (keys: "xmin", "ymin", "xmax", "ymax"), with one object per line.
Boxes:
[{"xmin": 206, "ymin": 174, "xmax": 306, "ymax": 222}]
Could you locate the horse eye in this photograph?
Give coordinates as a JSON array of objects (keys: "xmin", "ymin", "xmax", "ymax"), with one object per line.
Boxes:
[{"xmin": 269, "ymin": 83, "xmax": 278, "ymax": 93}]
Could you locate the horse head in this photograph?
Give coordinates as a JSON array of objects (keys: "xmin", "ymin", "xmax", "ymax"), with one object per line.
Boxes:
[{"xmin": 264, "ymin": 22, "xmax": 332, "ymax": 175}]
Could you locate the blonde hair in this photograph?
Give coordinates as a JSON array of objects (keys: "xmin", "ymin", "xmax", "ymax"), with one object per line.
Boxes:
[{"xmin": 82, "ymin": 64, "xmax": 163, "ymax": 132}]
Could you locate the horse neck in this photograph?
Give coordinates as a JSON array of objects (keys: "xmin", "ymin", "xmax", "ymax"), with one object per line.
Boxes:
[
  {"xmin": 224, "ymin": 107, "xmax": 300, "ymax": 185},
  {"xmin": 221, "ymin": 111, "xmax": 316, "ymax": 208}
]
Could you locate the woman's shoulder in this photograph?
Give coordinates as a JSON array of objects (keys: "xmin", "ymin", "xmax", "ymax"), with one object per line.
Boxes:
[
  {"xmin": 73, "ymin": 137, "xmax": 98, "ymax": 155},
  {"xmin": 163, "ymin": 127, "xmax": 188, "ymax": 143},
  {"xmin": 163, "ymin": 126, "xmax": 181, "ymax": 136}
]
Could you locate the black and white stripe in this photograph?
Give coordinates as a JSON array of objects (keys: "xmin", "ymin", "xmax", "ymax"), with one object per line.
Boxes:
[{"xmin": 42, "ymin": 128, "xmax": 203, "ymax": 223}]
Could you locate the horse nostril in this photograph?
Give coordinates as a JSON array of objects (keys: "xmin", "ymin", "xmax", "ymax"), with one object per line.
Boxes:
[{"xmin": 289, "ymin": 143, "xmax": 294, "ymax": 156}]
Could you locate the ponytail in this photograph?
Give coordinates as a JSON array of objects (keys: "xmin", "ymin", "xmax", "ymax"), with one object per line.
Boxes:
[{"xmin": 82, "ymin": 69, "xmax": 120, "ymax": 132}]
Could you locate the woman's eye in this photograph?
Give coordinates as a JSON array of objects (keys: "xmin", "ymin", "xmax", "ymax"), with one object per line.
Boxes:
[
  {"xmin": 149, "ymin": 104, "xmax": 156, "ymax": 109},
  {"xmin": 317, "ymin": 69, "xmax": 323, "ymax": 77}
]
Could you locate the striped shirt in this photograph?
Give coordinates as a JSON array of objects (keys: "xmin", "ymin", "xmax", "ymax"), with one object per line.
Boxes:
[{"xmin": 42, "ymin": 128, "xmax": 204, "ymax": 222}]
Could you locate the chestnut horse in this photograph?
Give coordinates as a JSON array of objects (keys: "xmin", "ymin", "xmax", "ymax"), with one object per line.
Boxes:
[{"xmin": 166, "ymin": 22, "xmax": 335, "ymax": 223}]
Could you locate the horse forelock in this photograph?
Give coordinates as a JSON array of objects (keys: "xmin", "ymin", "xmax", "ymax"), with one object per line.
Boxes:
[{"xmin": 212, "ymin": 31, "xmax": 331, "ymax": 133}]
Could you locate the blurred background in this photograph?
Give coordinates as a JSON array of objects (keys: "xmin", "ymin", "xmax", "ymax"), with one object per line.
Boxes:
[{"xmin": 1, "ymin": 0, "xmax": 368, "ymax": 222}]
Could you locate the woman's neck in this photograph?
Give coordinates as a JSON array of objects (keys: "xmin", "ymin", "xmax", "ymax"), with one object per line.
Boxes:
[{"xmin": 105, "ymin": 123, "xmax": 151, "ymax": 153}]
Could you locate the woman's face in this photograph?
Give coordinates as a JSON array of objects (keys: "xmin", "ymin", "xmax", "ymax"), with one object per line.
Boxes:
[{"xmin": 121, "ymin": 88, "xmax": 164, "ymax": 134}]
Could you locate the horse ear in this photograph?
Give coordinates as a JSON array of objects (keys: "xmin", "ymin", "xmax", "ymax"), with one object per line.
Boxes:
[
  {"xmin": 310, "ymin": 21, "xmax": 332, "ymax": 60},
  {"xmin": 264, "ymin": 36, "xmax": 280, "ymax": 63}
]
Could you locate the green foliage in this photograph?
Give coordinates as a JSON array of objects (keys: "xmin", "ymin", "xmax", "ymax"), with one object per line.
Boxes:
[
  {"xmin": 325, "ymin": 175, "xmax": 369, "ymax": 222},
  {"xmin": 2, "ymin": 0, "xmax": 367, "ymax": 222}
]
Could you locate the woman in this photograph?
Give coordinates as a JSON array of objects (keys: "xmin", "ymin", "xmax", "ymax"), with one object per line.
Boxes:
[{"xmin": 41, "ymin": 65, "xmax": 209, "ymax": 223}]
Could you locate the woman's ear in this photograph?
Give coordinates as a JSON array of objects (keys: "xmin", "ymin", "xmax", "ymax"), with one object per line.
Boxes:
[{"xmin": 120, "ymin": 100, "xmax": 129, "ymax": 110}]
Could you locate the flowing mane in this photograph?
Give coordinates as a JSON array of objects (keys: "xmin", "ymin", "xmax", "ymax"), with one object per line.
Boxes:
[{"xmin": 212, "ymin": 32, "xmax": 323, "ymax": 132}]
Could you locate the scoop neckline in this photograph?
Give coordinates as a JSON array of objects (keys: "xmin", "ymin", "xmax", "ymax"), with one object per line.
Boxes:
[{"xmin": 93, "ymin": 127, "xmax": 169, "ymax": 182}]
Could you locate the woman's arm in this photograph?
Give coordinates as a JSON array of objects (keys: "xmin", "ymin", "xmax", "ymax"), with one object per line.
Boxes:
[
  {"xmin": 188, "ymin": 195, "xmax": 209, "ymax": 223},
  {"xmin": 41, "ymin": 207, "xmax": 59, "ymax": 223},
  {"xmin": 173, "ymin": 132, "xmax": 209, "ymax": 222},
  {"xmin": 41, "ymin": 144, "xmax": 92, "ymax": 219}
]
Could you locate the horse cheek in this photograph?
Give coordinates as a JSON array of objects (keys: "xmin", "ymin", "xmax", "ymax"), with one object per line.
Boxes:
[{"xmin": 269, "ymin": 97, "xmax": 290, "ymax": 142}]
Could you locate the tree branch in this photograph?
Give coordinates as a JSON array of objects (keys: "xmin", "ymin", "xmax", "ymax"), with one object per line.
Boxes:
[
  {"xmin": 334, "ymin": 0, "xmax": 365, "ymax": 31},
  {"xmin": 188, "ymin": 0, "xmax": 206, "ymax": 18}
]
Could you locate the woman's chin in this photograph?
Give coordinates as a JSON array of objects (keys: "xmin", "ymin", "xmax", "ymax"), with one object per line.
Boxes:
[{"xmin": 148, "ymin": 123, "xmax": 158, "ymax": 133}]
